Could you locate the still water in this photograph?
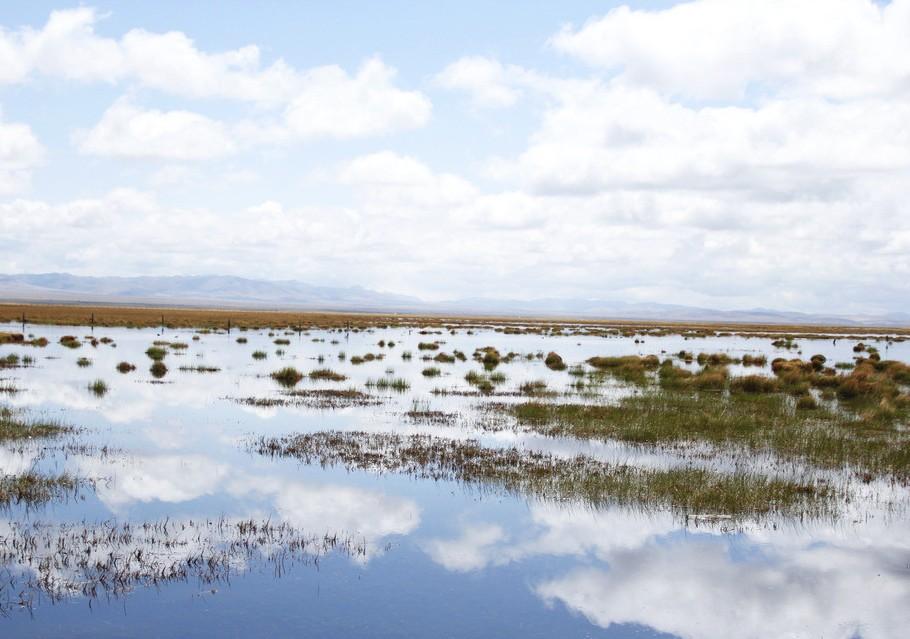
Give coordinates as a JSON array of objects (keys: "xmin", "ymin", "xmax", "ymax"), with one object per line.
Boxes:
[{"xmin": 1, "ymin": 322, "xmax": 908, "ymax": 638}]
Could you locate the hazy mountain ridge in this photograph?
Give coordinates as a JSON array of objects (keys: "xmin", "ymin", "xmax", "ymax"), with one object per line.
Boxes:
[{"xmin": 0, "ymin": 273, "xmax": 906, "ymax": 326}]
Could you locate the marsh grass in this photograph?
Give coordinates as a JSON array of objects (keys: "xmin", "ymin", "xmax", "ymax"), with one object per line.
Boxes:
[
  {"xmin": 252, "ymin": 350, "xmax": 267, "ymax": 360},
  {"xmin": 253, "ymin": 431, "xmax": 835, "ymax": 519},
  {"xmin": 116, "ymin": 361, "xmax": 136, "ymax": 373},
  {"xmin": 309, "ymin": 368, "xmax": 347, "ymax": 382},
  {"xmin": 544, "ymin": 352, "xmax": 567, "ymax": 371},
  {"xmin": 0, "ymin": 471, "xmax": 79, "ymax": 508},
  {"xmin": 145, "ymin": 346, "xmax": 166, "ymax": 361},
  {"xmin": 587, "ymin": 355, "xmax": 660, "ymax": 384},
  {"xmin": 88, "ymin": 379, "xmax": 108, "ymax": 396},
  {"xmin": 76, "ymin": 357, "xmax": 92, "ymax": 367},
  {"xmin": 271, "ymin": 367, "xmax": 304, "ymax": 387},
  {"xmin": 365, "ymin": 377, "xmax": 410, "ymax": 392},
  {"xmin": 149, "ymin": 362, "xmax": 168, "ymax": 379},
  {"xmin": 59, "ymin": 336, "xmax": 81, "ymax": 349},
  {"xmin": 507, "ymin": 388, "xmax": 910, "ymax": 480},
  {"xmin": 0, "ymin": 407, "xmax": 71, "ymax": 441}
]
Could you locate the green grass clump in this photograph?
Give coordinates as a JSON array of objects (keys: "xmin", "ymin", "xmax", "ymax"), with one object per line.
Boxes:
[
  {"xmin": 730, "ymin": 375, "xmax": 780, "ymax": 394},
  {"xmin": 587, "ymin": 355, "xmax": 660, "ymax": 384},
  {"xmin": 88, "ymin": 379, "xmax": 108, "ymax": 396},
  {"xmin": 76, "ymin": 357, "xmax": 92, "ymax": 367},
  {"xmin": 473, "ymin": 347, "xmax": 501, "ymax": 369},
  {"xmin": 544, "ymin": 352, "xmax": 567, "ymax": 371},
  {"xmin": 422, "ymin": 366, "xmax": 442, "ymax": 377},
  {"xmin": 252, "ymin": 350, "xmax": 267, "ymax": 360},
  {"xmin": 59, "ymin": 336, "xmax": 81, "ymax": 349},
  {"xmin": 365, "ymin": 377, "xmax": 410, "ymax": 392},
  {"xmin": 0, "ymin": 407, "xmax": 70, "ymax": 441},
  {"xmin": 309, "ymin": 368, "xmax": 347, "ymax": 382},
  {"xmin": 0, "ymin": 471, "xmax": 78, "ymax": 507},
  {"xmin": 271, "ymin": 367, "xmax": 304, "ymax": 387},
  {"xmin": 145, "ymin": 346, "xmax": 167, "ymax": 361},
  {"xmin": 508, "ymin": 389, "xmax": 910, "ymax": 480}
]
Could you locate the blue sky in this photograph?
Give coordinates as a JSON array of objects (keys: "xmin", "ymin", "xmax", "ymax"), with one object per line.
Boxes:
[{"xmin": 1, "ymin": 1, "xmax": 909, "ymax": 313}]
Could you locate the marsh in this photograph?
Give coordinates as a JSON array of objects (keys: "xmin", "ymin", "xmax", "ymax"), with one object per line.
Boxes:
[{"xmin": 1, "ymin": 316, "xmax": 909, "ymax": 637}]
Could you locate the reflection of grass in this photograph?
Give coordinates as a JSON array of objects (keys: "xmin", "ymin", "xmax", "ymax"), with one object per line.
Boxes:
[
  {"xmin": 178, "ymin": 365, "xmax": 221, "ymax": 373},
  {"xmin": 0, "ymin": 517, "xmax": 367, "ymax": 614},
  {"xmin": 254, "ymin": 431, "xmax": 835, "ymax": 519}
]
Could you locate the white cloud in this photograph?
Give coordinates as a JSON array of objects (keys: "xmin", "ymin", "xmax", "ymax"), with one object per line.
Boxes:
[
  {"xmin": 552, "ymin": 0, "xmax": 910, "ymax": 101},
  {"xmin": 2, "ymin": 9, "xmax": 431, "ymax": 145},
  {"xmin": 0, "ymin": 111, "xmax": 43, "ymax": 194},
  {"xmin": 284, "ymin": 57, "xmax": 430, "ymax": 139},
  {"xmin": 76, "ymin": 97, "xmax": 236, "ymax": 160}
]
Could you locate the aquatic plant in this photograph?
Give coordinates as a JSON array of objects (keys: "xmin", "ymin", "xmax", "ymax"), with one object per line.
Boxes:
[
  {"xmin": 253, "ymin": 431, "xmax": 835, "ymax": 519},
  {"xmin": 271, "ymin": 366, "xmax": 304, "ymax": 387}
]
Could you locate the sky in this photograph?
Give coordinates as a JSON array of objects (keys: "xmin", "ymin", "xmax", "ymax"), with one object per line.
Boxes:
[{"xmin": 0, "ymin": 0, "xmax": 908, "ymax": 314}]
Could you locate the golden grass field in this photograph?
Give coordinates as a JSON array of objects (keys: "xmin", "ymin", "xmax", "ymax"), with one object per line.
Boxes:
[{"xmin": 1, "ymin": 302, "xmax": 907, "ymax": 336}]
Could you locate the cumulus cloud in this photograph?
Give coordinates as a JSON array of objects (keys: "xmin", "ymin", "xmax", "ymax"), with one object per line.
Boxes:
[
  {"xmin": 284, "ymin": 58, "xmax": 430, "ymax": 138},
  {"xmin": 0, "ymin": 111, "xmax": 43, "ymax": 194},
  {"xmin": 551, "ymin": 0, "xmax": 910, "ymax": 101},
  {"xmin": 76, "ymin": 97, "xmax": 236, "ymax": 160},
  {"xmin": 1, "ymin": 8, "xmax": 430, "ymax": 148}
]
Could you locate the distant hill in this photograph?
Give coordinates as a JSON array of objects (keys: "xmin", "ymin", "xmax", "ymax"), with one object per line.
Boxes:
[{"xmin": 0, "ymin": 273, "xmax": 907, "ymax": 327}]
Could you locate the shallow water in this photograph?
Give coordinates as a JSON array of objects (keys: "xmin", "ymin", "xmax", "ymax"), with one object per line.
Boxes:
[{"xmin": 1, "ymin": 322, "xmax": 909, "ymax": 638}]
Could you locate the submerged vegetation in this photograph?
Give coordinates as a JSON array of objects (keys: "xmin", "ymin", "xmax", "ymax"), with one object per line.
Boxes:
[
  {"xmin": 0, "ymin": 472, "xmax": 78, "ymax": 508},
  {"xmin": 0, "ymin": 518, "xmax": 368, "ymax": 614},
  {"xmin": 253, "ymin": 431, "xmax": 836, "ymax": 519}
]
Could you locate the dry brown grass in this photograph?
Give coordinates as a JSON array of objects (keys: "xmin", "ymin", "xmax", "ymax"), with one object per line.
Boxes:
[{"xmin": 3, "ymin": 303, "xmax": 908, "ymax": 336}]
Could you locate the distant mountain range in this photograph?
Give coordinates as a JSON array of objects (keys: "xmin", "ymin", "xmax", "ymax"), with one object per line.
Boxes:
[{"xmin": 0, "ymin": 273, "xmax": 907, "ymax": 327}]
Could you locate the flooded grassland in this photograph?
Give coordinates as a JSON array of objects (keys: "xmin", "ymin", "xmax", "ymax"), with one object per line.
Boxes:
[{"xmin": 1, "ymin": 316, "xmax": 909, "ymax": 638}]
